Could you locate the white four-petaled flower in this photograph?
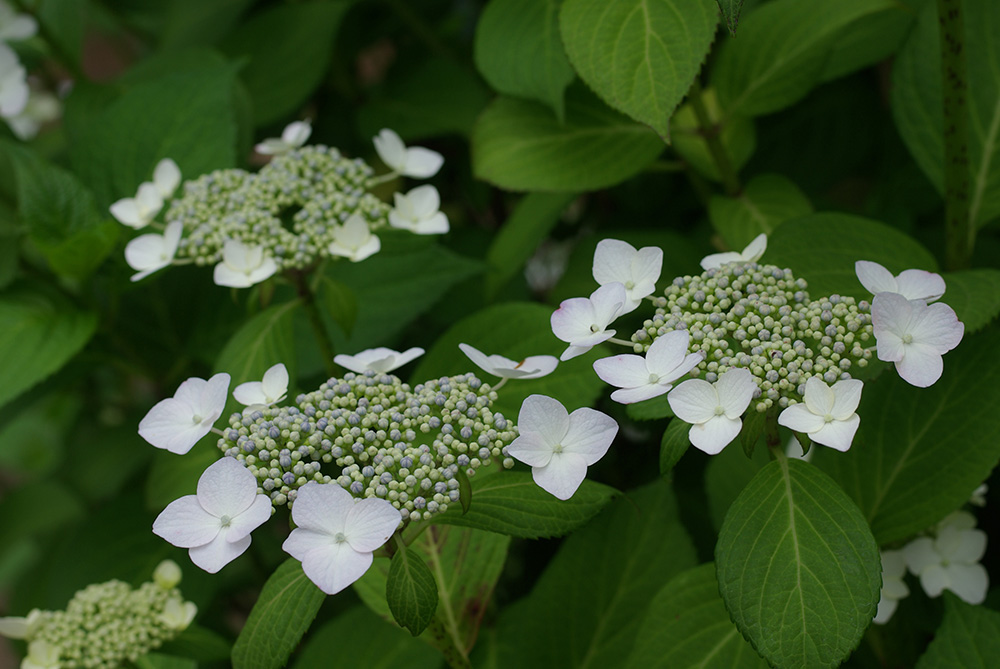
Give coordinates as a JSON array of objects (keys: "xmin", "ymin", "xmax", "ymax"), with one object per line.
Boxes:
[
  {"xmin": 138, "ymin": 373, "xmax": 230, "ymax": 454},
  {"xmin": 283, "ymin": 481, "xmax": 401, "ymax": 595},
  {"xmin": 667, "ymin": 368, "xmax": 757, "ymax": 454},
  {"xmin": 902, "ymin": 511, "xmax": 988, "ymax": 605},
  {"xmin": 328, "ymin": 213, "xmax": 381, "ymax": 262},
  {"xmin": 458, "ymin": 343, "xmax": 557, "ymax": 379},
  {"xmin": 871, "ymin": 292, "xmax": 964, "ymax": 388},
  {"xmin": 699, "ymin": 233, "xmax": 767, "ymax": 271},
  {"xmin": 389, "ymin": 185, "xmax": 449, "ymax": 235},
  {"xmin": 855, "ymin": 260, "xmax": 945, "ymax": 303},
  {"xmin": 873, "ymin": 550, "xmax": 909, "ymax": 625},
  {"xmin": 334, "ymin": 347, "xmax": 424, "ymax": 374},
  {"xmin": 507, "ymin": 394, "xmax": 618, "ymax": 500},
  {"xmin": 124, "ymin": 220, "xmax": 183, "ymax": 282},
  {"xmin": 372, "ymin": 128, "xmax": 443, "ymax": 178},
  {"xmin": 777, "ymin": 376, "xmax": 862, "ymax": 452},
  {"xmin": 592, "ymin": 239, "xmax": 662, "ymax": 313},
  {"xmin": 255, "ymin": 120, "xmax": 312, "ymax": 155},
  {"xmin": 213, "ymin": 239, "xmax": 279, "ymax": 288},
  {"xmin": 233, "ymin": 363, "xmax": 289, "ymax": 411},
  {"xmin": 153, "ymin": 457, "xmax": 272, "ymax": 573},
  {"xmin": 550, "ymin": 282, "xmax": 627, "ymax": 361},
  {"xmin": 110, "ymin": 182, "xmax": 163, "ymax": 230},
  {"xmin": 592, "ymin": 330, "xmax": 703, "ymax": 404},
  {"xmin": 152, "ymin": 158, "xmax": 181, "ymax": 199}
]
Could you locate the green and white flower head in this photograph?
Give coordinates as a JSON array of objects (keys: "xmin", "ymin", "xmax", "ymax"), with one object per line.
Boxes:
[
  {"xmin": 255, "ymin": 120, "xmax": 312, "ymax": 156},
  {"xmin": 373, "ymin": 127, "xmax": 444, "ymax": 178},
  {"xmin": 777, "ymin": 376, "xmax": 862, "ymax": 452},
  {"xmin": 700, "ymin": 233, "xmax": 767, "ymax": 271},
  {"xmin": 902, "ymin": 510, "xmax": 988, "ymax": 605},
  {"xmin": 125, "ymin": 220, "xmax": 183, "ymax": 281},
  {"xmin": 667, "ymin": 367, "xmax": 757, "ymax": 454},
  {"xmin": 873, "ymin": 550, "xmax": 909, "ymax": 625},
  {"xmin": 328, "ymin": 213, "xmax": 381, "ymax": 262},
  {"xmin": 459, "ymin": 343, "xmax": 558, "ymax": 380},
  {"xmin": 389, "ymin": 185, "xmax": 449, "ymax": 235},
  {"xmin": 0, "ymin": 43, "xmax": 27, "ymax": 118},
  {"xmin": 233, "ymin": 362, "xmax": 289, "ymax": 411},
  {"xmin": 23, "ymin": 640, "xmax": 59, "ymax": 669},
  {"xmin": 855, "ymin": 260, "xmax": 945, "ymax": 303},
  {"xmin": 871, "ymin": 292, "xmax": 963, "ymax": 388},
  {"xmin": 334, "ymin": 347, "xmax": 423, "ymax": 374},
  {"xmin": 138, "ymin": 372, "xmax": 230, "ymax": 454},
  {"xmin": 593, "ymin": 329, "xmax": 703, "ymax": 404},
  {"xmin": 551, "ymin": 282, "xmax": 627, "ymax": 361},
  {"xmin": 592, "ymin": 239, "xmax": 663, "ymax": 313}
]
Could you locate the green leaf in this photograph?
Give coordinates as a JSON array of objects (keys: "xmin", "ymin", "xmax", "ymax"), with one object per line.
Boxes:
[
  {"xmin": 488, "ymin": 478, "xmax": 697, "ymax": 668},
  {"xmin": 386, "ymin": 545, "xmax": 438, "ymax": 636},
  {"xmin": 37, "ymin": 0, "xmax": 84, "ymax": 70},
  {"xmin": 5, "ymin": 142, "xmax": 118, "ymax": 279},
  {"xmin": 739, "ymin": 407, "xmax": 766, "ymax": 459},
  {"xmin": 813, "ymin": 329, "xmax": 1000, "ymax": 545},
  {"xmin": 659, "ymin": 418, "xmax": 689, "ymax": 475},
  {"xmin": 670, "ymin": 88, "xmax": 756, "ymax": 182},
  {"xmin": 0, "ymin": 481, "xmax": 84, "ymax": 549},
  {"xmin": 432, "ymin": 470, "xmax": 618, "ymax": 539},
  {"xmin": 0, "ymin": 287, "xmax": 96, "ymax": 411},
  {"xmin": 708, "ymin": 173, "xmax": 813, "ymax": 249},
  {"xmin": 472, "ymin": 87, "xmax": 664, "ymax": 192},
  {"xmin": 704, "ymin": 429, "xmax": 769, "ymax": 531},
  {"xmin": 161, "ymin": 0, "xmax": 257, "ymax": 49},
  {"xmin": 134, "ymin": 653, "xmax": 197, "ymax": 669},
  {"xmin": 159, "ymin": 624, "xmax": 232, "ymax": 662},
  {"xmin": 475, "ymin": 0, "xmax": 574, "ymax": 120},
  {"xmin": 145, "ymin": 444, "xmax": 220, "ymax": 511},
  {"xmin": 821, "ymin": 6, "xmax": 915, "ymax": 83},
  {"xmin": 915, "ymin": 593, "xmax": 1000, "ymax": 668},
  {"xmin": 717, "ymin": 0, "xmax": 745, "ymax": 36},
  {"xmin": 712, "ymin": 0, "xmax": 896, "ymax": 117},
  {"xmin": 765, "ymin": 213, "xmax": 939, "ymax": 301},
  {"xmin": 626, "ymin": 392, "xmax": 674, "ymax": 422},
  {"xmin": 892, "ymin": 0, "xmax": 1000, "ymax": 227},
  {"xmin": 410, "ymin": 302, "xmax": 606, "ymax": 420},
  {"xmin": 485, "ymin": 192, "xmax": 576, "ymax": 299},
  {"xmin": 319, "ymin": 277, "xmax": 358, "ymax": 337},
  {"xmin": 232, "ymin": 559, "xmax": 326, "ymax": 669},
  {"xmin": 455, "ymin": 467, "xmax": 472, "ymax": 515},
  {"xmin": 716, "ymin": 458, "xmax": 880, "ymax": 669},
  {"xmin": 221, "ymin": 1, "xmax": 351, "ymax": 126},
  {"xmin": 294, "ymin": 606, "xmax": 441, "ymax": 669},
  {"xmin": 560, "ymin": 0, "xmax": 719, "ymax": 139},
  {"xmin": 939, "ymin": 269, "xmax": 1000, "ymax": 333},
  {"xmin": 0, "ymin": 391, "xmax": 79, "ymax": 475},
  {"xmin": 626, "ymin": 563, "xmax": 768, "ymax": 668},
  {"xmin": 214, "ymin": 300, "xmax": 299, "ymax": 387}
]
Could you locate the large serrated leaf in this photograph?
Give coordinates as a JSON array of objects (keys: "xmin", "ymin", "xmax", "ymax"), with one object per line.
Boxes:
[
  {"xmin": 716, "ymin": 458, "xmax": 880, "ymax": 669},
  {"xmin": 939, "ymin": 269, "xmax": 1000, "ymax": 333},
  {"xmin": 386, "ymin": 545, "xmax": 438, "ymax": 636},
  {"xmin": 659, "ymin": 418, "xmax": 689, "ymax": 475},
  {"xmin": 915, "ymin": 593, "xmax": 1000, "ymax": 668},
  {"xmin": 708, "ymin": 173, "xmax": 812, "ymax": 249},
  {"xmin": 717, "ymin": 0, "xmax": 745, "ymax": 36},
  {"xmin": 213, "ymin": 300, "xmax": 299, "ymax": 387},
  {"xmin": 431, "ymin": 470, "xmax": 617, "ymax": 539},
  {"xmin": 559, "ymin": 0, "xmax": 719, "ymax": 139},
  {"xmin": 231, "ymin": 559, "xmax": 326, "ymax": 669},
  {"xmin": 471, "ymin": 87, "xmax": 664, "ymax": 192}
]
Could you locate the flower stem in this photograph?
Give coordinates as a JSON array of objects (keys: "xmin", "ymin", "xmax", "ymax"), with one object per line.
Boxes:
[
  {"xmin": 290, "ymin": 270, "xmax": 337, "ymax": 377},
  {"xmin": 937, "ymin": 0, "xmax": 973, "ymax": 269},
  {"xmin": 687, "ymin": 80, "xmax": 742, "ymax": 197},
  {"xmin": 607, "ymin": 337, "xmax": 637, "ymax": 348},
  {"xmin": 492, "ymin": 378, "xmax": 508, "ymax": 392},
  {"xmin": 764, "ymin": 409, "xmax": 783, "ymax": 460}
]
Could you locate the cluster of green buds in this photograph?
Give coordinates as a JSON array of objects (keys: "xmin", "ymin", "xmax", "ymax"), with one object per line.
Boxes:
[
  {"xmin": 632, "ymin": 260, "xmax": 875, "ymax": 412},
  {"xmin": 218, "ymin": 371, "xmax": 518, "ymax": 522},
  {"xmin": 0, "ymin": 561, "xmax": 196, "ymax": 669}
]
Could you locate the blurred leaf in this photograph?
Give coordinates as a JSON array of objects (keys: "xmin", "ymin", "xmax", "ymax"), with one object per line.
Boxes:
[
  {"xmin": 708, "ymin": 173, "xmax": 812, "ymax": 249},
  {"xmin": 0, "ymin": 481, "xmax": 85, "ymax": 550},
  {"xmin": 626, "ymin": 392, "xmax": 673, "ymax": 422},
  {"xmin": 0, "ymin": 200, "xmax": 19, "ymax": 289},
  {"xmin": 0, "ymin": 287, "xmax": 96, "ymax": 412},
  {"xmin": 712, "ymin": 0, "xmax": 896, "ymax": 116},
  {"xmin": 0, "ymin": 391, "xmax": 79, "ymax": 474},
  {"xmin": 670, "ymin": 88, "xmax": 756, "ymax": 182},
  {"xmin": 134, "ymin": 654, "xmax": 197, "ymax": 669},
  {"xmin": 939, "ymin": 269, "xmax": 1000, "ymax": 333},
  {"xmin": 319, "ymin": 276, "xmax": 358, "ymax": 337},
  {"xmin": 659, "ymin": 418, "xmax": 689, "ymax": 475},
  {"xmin": 892, "ymin": 0, "xmax": 1000, "ymax": 227},
  {"xmin": 145, "ymin": 444, "xmax": 220, "ymax": 511},
  {"xmin": 821, "ymin": 6, "xmax": 915, "ymax": 82},
  {"xmin": 38, "ymin": 0, "xmax": 85, "ymax": 70},
  {"xmin": 472, "ymin": 87, "xmax": 664, "ymax": 192},
  {"xmin": 214, "ymin": 300, "xmax": 299, "ymax": 387},
  {"xmin": 222, "ymin": 1, "xmax": 351, "ymax": 126},
  {"xmin": 915, "ymin": 593, "xmax": 1000, "ymax": 668},
  {"xmin": 560, "ymin": 0, "xmax": 719, "ymax": 139},
  {"xmin": 159, "ymin": 625, "xmax": 232, "ymax": 662},
  {"xmin": 716, "ymin": 458, "xmax": 880, "ymax": 668},
  {"xmin": 161, "ymin": 0, "xmax": 257, "ymax": 48},
  {"xmin": 232, "ymin": 559, "xmax": 326, "ymax": 669},
  {"xmin": 718, "ymin": 0, "xmax": 745, "ymax": 36},
  {"xmin": 433, "ymin": 470, "xmax": 618, "ymax": 539},
  {"xmin": 627, "ymin": 563, "xmax": 768, "ymax": 668},
  {"xmin": 475, "ymin": 0, "xmax": 574, "ymax": 120},
  {"xmin": 386, "ymin": 545, "xmax": 438, "ymax": 636}
]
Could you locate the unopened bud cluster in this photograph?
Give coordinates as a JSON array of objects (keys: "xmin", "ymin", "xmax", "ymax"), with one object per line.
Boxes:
[
  {"xmin": 16, "ymin": 561, "xmax": 194, "ymax": 668},
  {"xmin": 219, "ymin": 371, "xmax": 517, "ymax": 521},
  {"xmin": 633, "ymin": 262, "xmax": 874, "ymax": 411},
  {"xmin": 164, "ymin": 145, "xmax": 390, "ymax": 269}
]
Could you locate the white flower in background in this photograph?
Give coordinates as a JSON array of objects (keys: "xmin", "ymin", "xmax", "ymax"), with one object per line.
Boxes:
[
  {"xmin": 233, "ymin": 363, "xmax": 289, "ymax": 411},
  {"xmin": 159, "ymin": 597, "xmax": 197, "ymax": 631},
  {"xmin": 970, "ymin": 483, "xmax": 988, "ymax": 507},
  {"xmin": 5, "ymin": 88, "xmax": 59, "ymax": 139},
  {"xmin": 0, "ymin": 2, "xmax": 37, "ymax": 42},
  {"xmin": 138, "ymin": 373, "xmax": 230, "ymax": 454},
  {"xmin": 153, "ymin": 458, "xmax": 272, "ymax": 574},
  {"xmin": 592, "ymin": 239, "xmax": 662, "ymax": 313},
  {"xmin": 255, "ymin": 120, "xmax": 312, "ymax": 155},
  {"xmin": 334, "ymin": 347, "xmax": 424, "ymax": 374},
  {"xmin": 902, "ymin": 510, "xmax": 988, "ymax": 605},
  {"xmin": 871, "ymin": 292, "xmax": 964, "ymax": 388},
  {"xmin": 23, "ymin": 639, "xmax": 60, "ymax": 669},
  {"xmin": 550, "ymin": 282, "xmax": 627, "ymax": 361},
  {"xmin": 110, "ymin": 182, "xmax": 163, "ymax": 229},
  {"xmin": 152, "ymin": 560, "xmax": 183, "ymax": 589},
  {"xmin": 0, "ymin": 43, "xmax": 29, "ymax": 119},
  {"xmin": 389, "ymin": 185, "xmax": 449, "ymax": 235},
  {"xmin": 525, "ymin": 238, "xmax": 572, "ymax": 294},
  {"xmin": 667, "ymin": 368, "xmax": 757, "ymax": 455},
  {"xmin": 873, "ymin": 550, "xmax": 909, "ymax": 625},
  {"xmin": 777, "ymin": 376, "xmax": 863, "ymax": 452},
  {"xmin": 507, "ymin": 394, "xmax": 618, "ymax": 500},
  {"xmin": 458, "ymin": 343, "xmax": 557, "ymax": 380},
  {"xmin": 855, "ymin": 260, "xmax": 945, "ymax": 303},
  {"xmin": 0, "ymin": 608, "xmax": 41, "ymax": 639},
  {"xmin": 328, "ymin": 213, "xmax": 381, "ymax": 262},
  {"xmin": 372, "ymin": 128, "xmax": 443, "ymax": 178},
  {"xmin": 152, "ymin": 158, "xmax": 182, "ymax": 199},
  {"xmin": 592, "ymin": 330, "xmax": 703, "ymax": 404},
  {"xmin": 283, "ymin": 481, "xmax": 401, "ymax": 595},
  {"xmin": 699, "ymin": 233, "xmax": 767, "ymax": 271},
  {"xmin": 124, "ymin": 220, "xmax": 183, "ymax": 282},
  {"xmin": 213, "ymin": 238, "xmax": 279, "ymax": 288}
]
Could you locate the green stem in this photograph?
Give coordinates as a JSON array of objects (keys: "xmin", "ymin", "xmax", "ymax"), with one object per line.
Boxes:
[
  {"xmin": 290, "ymin": 270, "xmax": 337, "ymax": 377},
  {"xmin": 938, "ymin": 0, "xmax": 973, "ymax": 269},
  {"xmin": 765, "ymin": 410, "xmax": 783, "ymax": 460},
  {"xmin": 10, "ymin": 0, "xmax": 86, "ymax": 81},
  {"xmin": 645, "ymin": 159, "xmax": 686, "ymax": 173},
  {"xmin": 425, "ymin": 616, "xmax": 471, "ymax": 669},
  {"xmin": 383, "ymin": 0, "xmax": 457, "ymax": 61},
  {"xmin": 687, "ymin": 80, "xmax": 742, "ymax": 197}
]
